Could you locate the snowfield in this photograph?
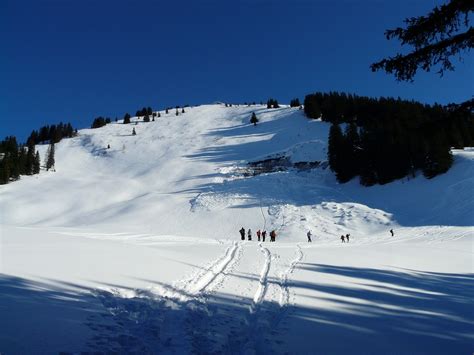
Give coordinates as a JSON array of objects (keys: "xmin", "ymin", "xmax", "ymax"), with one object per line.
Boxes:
[{"xmin": 1, "ymin": 104, "xmax": 473, "ymax": 354}]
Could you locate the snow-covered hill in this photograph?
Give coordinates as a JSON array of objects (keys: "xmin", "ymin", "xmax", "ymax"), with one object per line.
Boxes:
[
  {"xmin": 1, "ymin": 104, "xmax": 473, "ymax": 354},
  {"xmin": 2, "ymin": 104, "xmax": 472, "ymax": 235}
]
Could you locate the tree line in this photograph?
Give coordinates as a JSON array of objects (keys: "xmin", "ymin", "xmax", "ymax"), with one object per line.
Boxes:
[
  {"xmin": 92, "ymin": 105, "xmax": 186, "ymax": 127},
  {"xmin": 0, "ymin": 137, "xmax": 56, "ymax": 184},
  {"xmin": 304, "ymin": 92, "xmax": 474, "ymax": 185},
  {"xmin": 0, "ymin": 121, "xmax": 73, "ymax": 184},
  {"xmin": 27, "ymin": 122, "xmax": 76, "ymax": 145},
  {"xmin": 91, "ymin": 117, "xmax": 112, "ymax": 129}
]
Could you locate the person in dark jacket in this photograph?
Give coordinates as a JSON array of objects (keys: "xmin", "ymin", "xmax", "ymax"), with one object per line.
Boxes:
[
  {"xmin": 307, "ymin": 230, "xmax": 312, "ymax": 242},
  {"xmin": 262, "ymin": 230, "xmax": 266, "ymax": 242},
  {"xmin": 257, "ymin": 229, "xmax": 261, "ymax": 241},
  {"xmin": 239, "ymin": 227, "xmax": 245, "ymax": 240},
  {"xmin": 345, "ymin": 234, "xmax": 350, "ymax": 243},
  {"xmin": 390, "ymin": 229, "xmax": 394, "ymax": 237},
  {"xmin": 270, "ymin": 230, "xmax": 276, "ymax": 242},
  {"xmin": 341, "ymin": 235, "xmax": 345, "ymax": 243},
  {"xmin": 248, "ymin": 229, "xmax": 252, "ymax": 241}
]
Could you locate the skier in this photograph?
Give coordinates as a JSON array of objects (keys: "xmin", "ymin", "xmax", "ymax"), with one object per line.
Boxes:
[
  {"xmin": 390, "ymin": 229, "xmax": 394, "ymax": 237},
  {"xmin": 346, "ymin": 234, "xmax": 350, "ymax": 243},
  {"xmin": 270, "ymin": 230, "xmax": 276, "ymax": 242},
  {"xmin": 341, "ymin": 235, "xmax": 345, "ymax": 243},
  {"xmin": 257, "ymin": 229, "xmax": 261, "ymax": 242},
  {"xmin": 262, "ymin": 230, "xmax": 266, "ymax": 242},
  {"xmin": 248, "ymin": 229, "xmax": 252, "ymax": 241},
  {"xmin": 239, "ymin": 227, "xmax": 245, "ymax": 241},
  {"xmin": 307, "ymin": 230, "xmax": 312, "ymax": 243}
]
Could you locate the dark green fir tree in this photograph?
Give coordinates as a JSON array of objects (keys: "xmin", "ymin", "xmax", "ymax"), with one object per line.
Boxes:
[{"xmin": 250, "ymin": 112, "xmax": 259, "ymax": 126}]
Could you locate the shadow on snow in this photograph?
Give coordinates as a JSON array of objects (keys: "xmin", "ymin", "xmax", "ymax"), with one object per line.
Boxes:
[{"xmin": 1, "ymin": 263, "xmax": 472, "ymax": 354}]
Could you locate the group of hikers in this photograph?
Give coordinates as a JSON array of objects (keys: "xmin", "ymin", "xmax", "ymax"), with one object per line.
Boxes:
[
  {"xmin": 240, "ymin": 228, "xmax": 395, "ymax": 243},
  {"xmin": 340, "ymin": 234, "xmax": 350, "ymax": 243},
  {"xmin": 239, "ymin": 227, "xmax": 277, "ymax": 242}
]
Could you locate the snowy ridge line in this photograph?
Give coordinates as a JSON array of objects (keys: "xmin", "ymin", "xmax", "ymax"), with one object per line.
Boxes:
[
  {"xmin": 279, "ymin": 244, "xmax": 304, "ymax": 307},
  {"xmin": 184, "ymin": 241, "xmax": 240, "ymax": 296},
  {"xmin": 248, "ymin": 243, "xmax": 272, "ymax": 316}
]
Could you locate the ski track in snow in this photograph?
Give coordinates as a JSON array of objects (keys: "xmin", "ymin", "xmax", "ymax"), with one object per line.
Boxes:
[
  {"xmin": 184, "ymin": 241, "xmax": 241, "ymax": 296},
  {"xmin": 242, "ymin": 243, "xmax": 273, "ymax": 355},
  {"xmin": 89, "ymin": 241, "xmax": 243, "ymax": 354},
  {"xmin": 186, "ymin": 241, "xmax": 244, "ymax": 354},
  {"xmin": 250, "ymin": 243, "xmax": 272, "ymax": 313},
  {"xmin": 216, "ymin": 243, "xmax": 305, "ymax": 355},
  {"xmin": 278, "ymin": 244, "xmax": 304, "ymax": 308}
]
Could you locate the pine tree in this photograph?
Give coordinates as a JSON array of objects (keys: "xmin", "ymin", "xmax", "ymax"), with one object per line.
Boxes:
[
  {"xmin": 18, "ymin": 146, "xmax": 27, "ymax": 175},
  {"xmin": 66, "ymin": 123, "xmax": 74, "ymax": 137},
  {"xmin": 358, "ymin": 128, "xmax": 378, "ymax": 186},
  {"xmin": 343, "ymin": 122, "xmax": 361, "ymax": 181},
  {"xmin": 27, "ymin": 130, "xmax": 39, "ymax": 146},
  {"xmin": 0, "ymin": 159, "xmax": 10, "ymax": 184},
  {"xmin": 422, "ymin": 131, "xmax": 453, "ymax": 178},
  {"xmin": 327, "ymin": 124, "xmax": 346, "ymax": 182},
  {"xmin": 33, "ymin": 151, "xmax": 40, "ymax": 174},
  {"xmin": 91, "ymin": 117, "xmax": 107, "ymax": 129},
  {"xmin": 250, "ymin": 112, "xmax": 259, "ymax": 126},
  {"xmin": 26, "ymin": 141, "xmax": 35, "ymax": 175},
  {"xmin": 144, "ymin": 115, "xmax": 150, "ymax": 122},
  {"xmin": 2, "ymin": 136, "xmax": 20, "ymax": 180},
  {"xmin": 182, "ymin": 107, "xmax": 185, "ymax": 113},
  {"xmin": 46, "ymin": 143, "xmax": 55, "ymax": 171},
  {"xmin": 290, "ymin": 98, "xmax": 301, "ymax": 107},
  {"xmin": 123, "ymin": 113, "xmax": 131, "ymax": 124},
  {"xmin": 303, "ymin": 94, "xmax": 322, "ymax": 119},
  {"xmin": 371, "ymin": 0, "xmax": 473, "ymax": 81}
]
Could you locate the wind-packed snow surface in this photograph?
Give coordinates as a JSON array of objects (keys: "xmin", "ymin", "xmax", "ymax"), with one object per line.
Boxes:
[{"xmin": 1, "ymin": 104, "xmax": 473, "ymax": 354}]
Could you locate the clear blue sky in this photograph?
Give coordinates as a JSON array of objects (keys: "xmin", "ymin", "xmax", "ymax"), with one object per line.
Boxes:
[{"xmin": 1, "ymin": 0, "xmax": 472, "ymax": 142}]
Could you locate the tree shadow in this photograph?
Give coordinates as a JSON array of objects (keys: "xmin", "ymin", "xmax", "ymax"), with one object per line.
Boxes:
[
  {"xmin": 1, "ymin": 264, "xmax": 472, "ymax": 354},
  {"xmin": 285, "ymin": 263, "xmax": 474, "ymax": 354}
]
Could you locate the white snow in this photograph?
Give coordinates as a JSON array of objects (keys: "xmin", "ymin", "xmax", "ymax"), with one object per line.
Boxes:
[{"xmin": 0, "ymin": 104, "xmax": 473, "ymax": 354}]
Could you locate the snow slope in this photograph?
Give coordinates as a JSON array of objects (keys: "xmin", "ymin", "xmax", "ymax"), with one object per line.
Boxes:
[{"xmin": 1, "ymin": 104, "xmax": 473, "ymax": 354}]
